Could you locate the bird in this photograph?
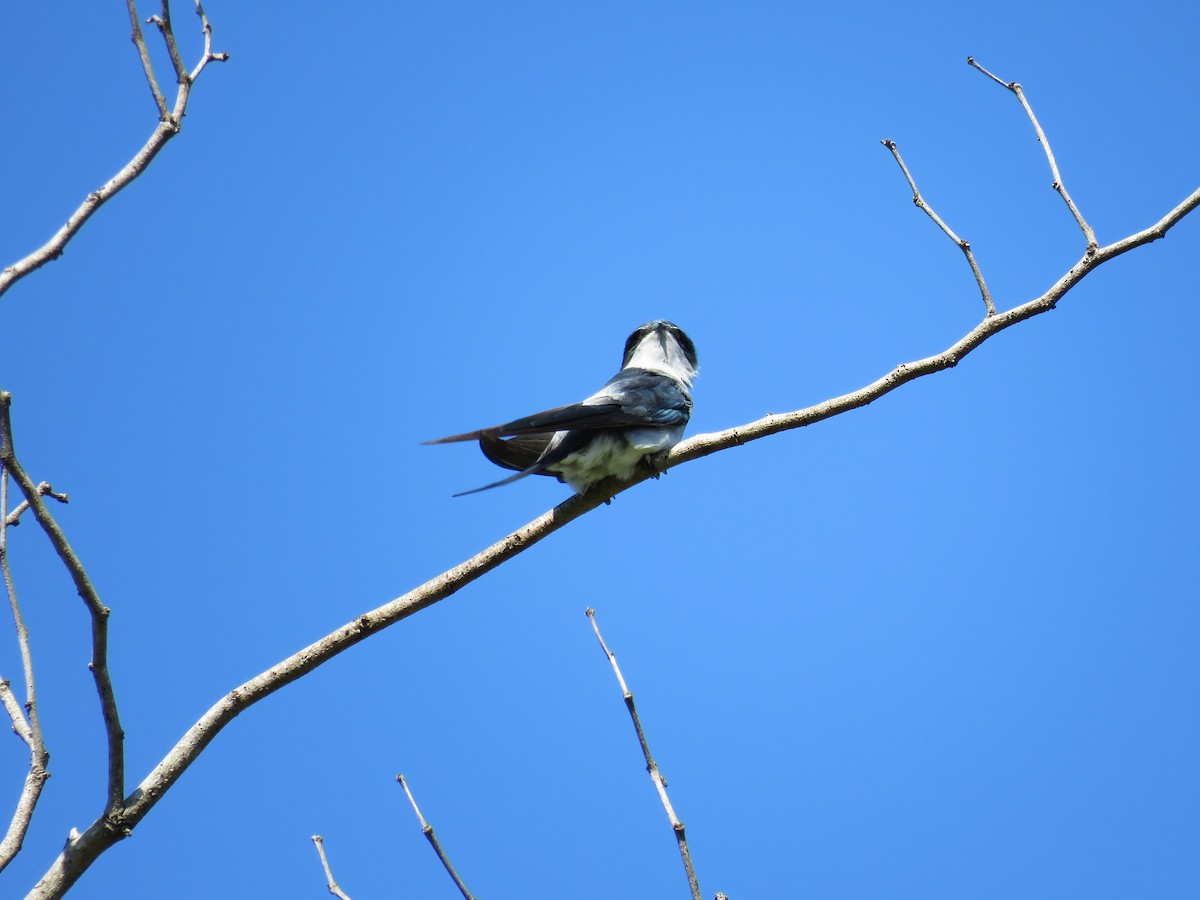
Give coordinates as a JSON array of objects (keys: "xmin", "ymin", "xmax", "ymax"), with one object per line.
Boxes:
[{"xmin": 425, "ymin": 320, "xmax": 698, "ymax": 497}]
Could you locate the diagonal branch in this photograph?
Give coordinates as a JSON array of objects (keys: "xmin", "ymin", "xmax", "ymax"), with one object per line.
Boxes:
[
  {"xmin": 0, "ymin": 1, "xmax": 228, "ymax": 305},
  {"xmin": 25, "ymin": 183, "xmax": 1200, "ymax": 900},
  {"xmin": 397, "ymin": 774, "xmax": 478, "ymax": 900},
  {"xmin": 882, "ymin": 138, "xmax": 997, "ymax": 317},
  {"xmin": 0, "ymin": 394, "xmax": 124, "ymax": 818},
  {"xmin": 0, "ymin": 464, "xmax": 51, "ymax": 871},
  {"xmin": 967, "ymin": 56, "xmax": 1097, "ymax": 252},
  {"xmin": 125, "ymin": 0, "xmax": 167, "ymax": 118},
  {"xmin": 586, "ymin": 609, "xmax": 703, "ymax": 900}
]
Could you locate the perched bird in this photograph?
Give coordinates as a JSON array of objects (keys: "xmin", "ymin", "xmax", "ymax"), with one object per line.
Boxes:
[{"xmin": 426, "ymin": 320, "xmax": 698, "ymax": 496}]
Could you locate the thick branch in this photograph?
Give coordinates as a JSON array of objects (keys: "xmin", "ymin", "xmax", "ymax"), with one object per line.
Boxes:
[
  {"xmin": 0, "ymin": 1, "xmax": 227, "ymax": 305},
  {"xmin": 24, "ymin": 184, "xmax": 1199, "ymax": 899}
]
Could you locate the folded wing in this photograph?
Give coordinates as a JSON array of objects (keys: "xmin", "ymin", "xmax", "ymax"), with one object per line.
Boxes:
[{"xmin": 427, "ymin": 368, "xmax": 692, "ymax": 495}]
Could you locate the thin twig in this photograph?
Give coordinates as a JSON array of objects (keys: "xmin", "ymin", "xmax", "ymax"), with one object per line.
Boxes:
[
  {"xmin": 586, "ymin": 608, "xmax": 703, "ymax": 900},
  {"xmin": 967, "ymin": 57, "xmax": 1097, "ymax": 253},
  {"xmin": 881, "ymin": 139, "xmax": 996, "ymax": 317},
  {"xmin": 192, "ymin": 1, "xmax": 230, "ymax": 79},
  {"xmin": 125, "ymin": 0, "xmax": 167, "ymax": 118},
  {"xmin": 0, "ymin": 393, "xmax": 123, "ymax": 817},
  {"xmin": 0, "ymin": 681, "xmax": 31, "ymax": 745},
  {"xmin": 0, "ymin": 469, "xmax": 51, "ymax": 872},
  {"xmin": 149, "ymin": 1, "xmax": 189, "ymax": 87},
  {"xmin": 5, "ymin": 483, "xmax": 69, "ymax": 528},
  {"xmin": 0, "ymin": 1, "xmax": 228, "ymax": 305},
  {"xmin": 310, "ymin": 835, "xmax": 353, "ymax": 900},
  {"xmin": 397, "ymin": 774, "xmax": 478, "ymax": 900}
]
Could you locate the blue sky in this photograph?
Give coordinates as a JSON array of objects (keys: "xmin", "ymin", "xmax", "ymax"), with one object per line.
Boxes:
[{"xmin": 1, "ymin": 2, "xmax": 1197, "ymax": 897}]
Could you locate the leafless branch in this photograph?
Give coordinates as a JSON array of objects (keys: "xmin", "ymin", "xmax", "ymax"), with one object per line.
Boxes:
[
  {"xmin": 0, "ymin": 1, "xmax": 227, "ymax": 305},
  {"xmin": 0, "ymin": 393, "xmax": 123, "ymax": 819},
  {"xmin": 881, "ymin": 139, "xmax": 996, "ymax": 317},
  {"xmin": 5, "ymin": 483, "xmax": 69, "ymax": 528},
  {"xmin": 397, "ymin": 774, "xmax": 478, "ymax": 900},
  {"xmin": 191, "ymin": 2, "xmax": 229, "ymax": 77},
  {"xmin": 310, "ymin": 836, "xmax": 353, "ymax": 900},
  {"xmin": 586, "ymin": 609, "xmax": 703, "ymax": 900},
  {"xmin": 125, "ymin": 0, "xmax": 167, "ymax": 118},
  {"xmin": 25, "ymin": 182, "xmax": 1200, "ymax": 898},
  {"xmin": 967, "ymin": 56, "xmax": 1097, "ymax": 252},
  {"xmin": 148, "ymin": 2, "xmax": 189, "ymax": 87},
  {"xmin": 0, "ymin": 681, "xmax": 30, "ymax": 745},
  {"xmin": 0, "ymin": 471, "xmax": 51, "ymax": 871},
  {"xmin": 20, "ymin": 57, "xmax": 1200, "ymax": 896}
]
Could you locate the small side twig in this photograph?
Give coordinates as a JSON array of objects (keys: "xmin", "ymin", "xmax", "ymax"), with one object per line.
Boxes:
[
  {"xmin": 0, "ymin": 469, "xmax": 51, "ymax": 871},
  {"xmin": 310, "ymin": 835, "xmax": 353, "ymax": 900},
  {"xmin": 0, "ymin": 391, "xmax": 123, "ymax": 817},
  {"xmin": 586, "ymin": 608, "xmax": 703, "ymax": 900},
  {"xmin": 967, "ymin": 56, "xmax": 1097, "ymax": 253},
  {"xmin": 881, "ymin": 139, "xmax": 996, "ymax": 317},
  {"xmin": 397, "ymin": 774, "xmax": 479, "ymax": 900},
  {"xmin": 5, "ymin": 483, "xmax": 69, "ymax": 528}
]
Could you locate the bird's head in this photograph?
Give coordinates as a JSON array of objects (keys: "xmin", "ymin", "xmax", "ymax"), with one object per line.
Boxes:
[{"xmin": 621, "ymin": 320, "xmax": 699, "ymax": 387}]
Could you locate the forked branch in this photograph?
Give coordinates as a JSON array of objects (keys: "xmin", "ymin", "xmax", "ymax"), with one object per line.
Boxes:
[
  {"xmin": 967, "ymin": 56, "xmax": 1097, "ymax": 252},
  {"xmin": 0, "ymin": 1, "xmax": 227, "ymax": 304},
  {"xmin": 21, "ymin": 59, "xmax": 1200, "ymax": 900},
  {"xmin": 0, "ymin": 394, "xmax": 123, "ymax": 819}
]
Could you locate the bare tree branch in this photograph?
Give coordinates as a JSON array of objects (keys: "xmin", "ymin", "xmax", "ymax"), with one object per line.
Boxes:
[
  {"xmin": 397, "ymin": 774, "xmax": 479, "ymax": 900},
  {"xmin": 670, "ymin": 186, "xmax": 1199, "ymax": 474},
  {"xmin": 9, "ymin": 48, "xmax": 1195, "ymax": 895},
  {"xmin": 148, "ymin": 1, "xmax": 189, "ymax": 88},
  {"xmin": 310, "ymin": 836, "xmax": 353, "ymax": 900},
  {"xmin": 4, "ymin": 483, "xmax": 68, "ymax": 529},
  {"xmin": 967, "ymin": 56, "xmax": 1097, "ymax": 252},
  {"xmin": 0, "ymin": 471, "xmax": 51, "ymax": 871},
  {"xmin": 125, "ymin": 0, "xmax": 168, "ymax": 118},
  {"xmin": 0, "ymin": 681, "xmax": 31, "ymax": 746},
  {"xmin": 22, "ymin": 181, "xmax": 1199, "ymax": 900},
  {"xmin": 586, "ymin": 609, "xmax": 703, "ymax": 900},
  {"xmin": 881, "ymin": 139, "xmax": 997, "ymax": 317},
  {"xmin": 0, "ymin": 1, "xmax": 227, "ymax": 305},
  {"xmin": 0, "ymin": 393, "xmax": 124, "ymax": 818}
]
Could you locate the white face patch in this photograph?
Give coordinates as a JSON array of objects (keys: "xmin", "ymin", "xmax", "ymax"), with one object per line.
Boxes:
[{"xmin": 624, "ymin": 331, "xmax": 698, "ymax": 387}]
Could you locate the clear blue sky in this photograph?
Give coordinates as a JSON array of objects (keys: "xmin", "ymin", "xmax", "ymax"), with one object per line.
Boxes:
[{"xmin": 1, "ymin": 2, "xmax": 1197, "ymax": 897}]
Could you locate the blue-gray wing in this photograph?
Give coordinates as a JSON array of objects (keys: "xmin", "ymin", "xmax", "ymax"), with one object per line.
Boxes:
[
  {"xmin": 428, "ymin": 368, "xmax": 691, "ymax": 496},
  {"xmin": 424, "ymin": 368, "xmax": 691, "ymax": 444}
]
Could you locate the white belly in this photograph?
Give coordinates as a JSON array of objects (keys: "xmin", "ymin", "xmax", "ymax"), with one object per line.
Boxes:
[{"xmin": 547, "ymin": 426, "xmax": 684, "ymax": 492}]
